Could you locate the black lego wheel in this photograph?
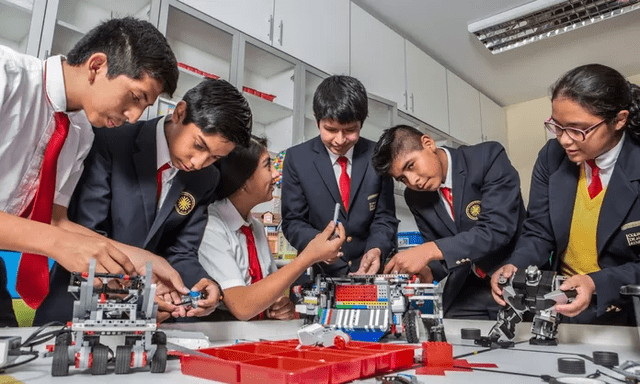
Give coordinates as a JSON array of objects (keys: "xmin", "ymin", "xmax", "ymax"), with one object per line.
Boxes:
[
  {"xmin": 302, "ymin": 314, "xmax": 316, "ymax": 325},
  {"xmin": 403, "ymin": 310, "xmax": 420, "ymax": 344},
  {"xmin": 51, "ymin": 344, "xmax": 70, "ymax": 377},
  {"xmin": 115, "ymin": 345, "xmax": 132, "ymax": 374},
  {"xmin": 152, "ymin": 331, "xmax": 167, "ymax": 345},
  {"xmin": 150, "ymin": 345, "xmax": 167, "ymax": 373},
  {"xmin": 55, "ymin": 331, "xmax": 72, "ymax": 346},
  {"xmin": 90, "ymin": 344, "xmax": 109, "ymax": 375}
]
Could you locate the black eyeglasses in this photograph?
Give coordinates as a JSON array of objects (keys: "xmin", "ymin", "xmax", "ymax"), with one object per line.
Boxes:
[{"xmin": 544, "ymin": 118, "xmax": 606, "ymax": 142}]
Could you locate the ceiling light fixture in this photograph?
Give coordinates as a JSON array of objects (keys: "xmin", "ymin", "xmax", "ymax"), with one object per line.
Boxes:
[{"xmin": 468, "ymin": 0, "xmax": 640, "ymax": 54}]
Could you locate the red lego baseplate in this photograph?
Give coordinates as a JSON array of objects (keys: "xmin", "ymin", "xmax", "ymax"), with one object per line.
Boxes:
[
  {"xmin": 177, "ymin": 339, "xmax": 417, "ymax": 384},
  {"xmin": 415, "ymin": 341, "xmax": 497, "ymax": 376}
]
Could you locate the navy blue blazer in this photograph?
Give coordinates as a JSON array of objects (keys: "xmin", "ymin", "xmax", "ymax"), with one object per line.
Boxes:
[
  {"xmin": 509, "ymin": 137, "xmax": 640, "ymax": 322},
  {"xmin": 404, "ymin": 142, "xmax": 525, "ymax": 313},
  {"xmin": 34, "ymin": 117, "xmax": 218, "ymax": 324},
  {"xmin": 281, "ymin": 136, "xmax": 398, "ymax": 275}
]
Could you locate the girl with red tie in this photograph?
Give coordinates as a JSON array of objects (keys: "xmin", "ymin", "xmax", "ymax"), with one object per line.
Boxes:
[
  {"xmin": 491, "ymin": 64, "xmax": 640, "ymax": 325},
  {"xmin": 198, "ymin": 137, "xmax": 345, "ymax": 321}
]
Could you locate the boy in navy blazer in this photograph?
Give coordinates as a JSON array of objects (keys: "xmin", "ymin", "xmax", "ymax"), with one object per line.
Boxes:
[
  {"xmin": 282, "ymin": 76, "xmax": 398, "ymax": 276},
  {"xmin": 372, "ymin": 125, "xmax": 525, "ymax": 319},
  {"xmin": 34, "ymin": 79, "xmax": 253, "ymax": 324}
]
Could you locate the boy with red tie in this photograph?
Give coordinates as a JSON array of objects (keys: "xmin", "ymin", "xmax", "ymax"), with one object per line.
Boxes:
[{"xmin": 0, "ymin": 17, "xmax": 183, "ymax": 326}]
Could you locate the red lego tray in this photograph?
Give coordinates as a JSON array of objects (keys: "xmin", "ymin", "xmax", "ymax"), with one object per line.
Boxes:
[{"xmin": 179, "ymin": 339, "xmax": 417, "ymax": 384}]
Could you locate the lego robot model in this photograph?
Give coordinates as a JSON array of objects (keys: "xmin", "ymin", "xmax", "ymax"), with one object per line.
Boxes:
[
  {"xmin": 294, "ymin": 274, "xmax": 445, "ymax": 343},
  {"xmin": 478, "ymin": 265, "xmax": 577, "ymax": 347},
  {"xmin": 51, "ymin": 259, "xmax": 167, "ymax": 376},
  {"xmin": 297, "ymin": 323, "xmax": 351, "ymax": 349}
]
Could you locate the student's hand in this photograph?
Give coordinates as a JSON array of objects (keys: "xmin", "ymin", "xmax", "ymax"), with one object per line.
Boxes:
[
  {"xmin": 155, "ymin": 295, "xmax": 179, "ymax": 322},
  {"xmin": 185, "ymin": 278, "xmax": 223, "ymax": 318},
  {"xmin": 416, "ymin": 265, "xmax": 434, "ymax": 283},
  {"xmin": 266, "ymin": 296, "xmax": 295, "ymax": 320},
  {"xmin": 555, "ymin": 274, "xmax": 596, "ymax": 317},
  {"xmin": 383, "ymin": 242, "xmax": 442, "ymax": 275},
  {"xmin": 130, "ymin": 251, "xmax": 189, "ymax": 296},
  {"xmin": 491, "ymin": 264, "xmax": 518, "ymax": 306},
  {"xmin": 305, "ymin": 221, "xmax": 346, "ymax": 263},
  {"xmin": 53, "ymin": 231, "xmax": 136, "ymax": 275},
  {"xmin": 351, "ymin": 248, "xmax": 381, "ymax": 275}
]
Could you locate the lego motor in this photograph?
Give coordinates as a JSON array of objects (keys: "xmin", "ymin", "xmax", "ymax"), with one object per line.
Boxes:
[{"xmin": 477, "ymin": 265, "xmax": 576, "ymax": 347}]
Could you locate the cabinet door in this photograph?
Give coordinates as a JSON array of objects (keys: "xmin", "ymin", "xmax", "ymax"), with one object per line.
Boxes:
[
  {"xmin": 405, "ymin": 40, "xmax": 449, "ymax": 133},
  {"xmin": 350, "ymin": 3, "xmax": 406, "ymax": 110},
  {"xmin": 274, "ymin": 0, "xmax": 349, "ymax": 75},
  {"xmin": 0, "ymin": 0, "xmax": 44, "ymax": 56},
  {"xmin": 178, "ymin": 0, "xmax": 274, "ymax": 45},
  {"xmin": 480, "ymin": 93, "xmax": 507, "ymax": 147},
  {"xmin": 447, "ymin": 70, "xmax": 482, "ymax": 144}
]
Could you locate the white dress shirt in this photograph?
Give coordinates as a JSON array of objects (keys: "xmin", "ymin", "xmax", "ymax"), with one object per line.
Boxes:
[
  {"xmin": 325, "ymin": 145, "xmax": 354, "ymax": 185},
  {"xmin": 155, "ymin": 115, "xmax": 178, "ymax": 210},
  {"xmin": 0, "ymin": 45, "xmax": 94, "ymax": 215},
  {"xmin": 438, "ymin": 147, "xmax": 454, "ymax": 220},
  {"xmin": 584, "ymin": 131, "xmax": 625, "ymax": 188},
  {"xmin": 198, "ymin": 198, "xmax": 277, "ymax": 291}
]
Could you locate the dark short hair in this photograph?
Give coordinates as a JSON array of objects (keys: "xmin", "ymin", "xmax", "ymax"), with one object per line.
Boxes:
[
  {"xmin": 371, "ymin": 125, "xmax": 424, "ymax": 176},
  {"xmin": 182, "ymin": 79, "xmax": 252, "ymax": 147},
  {"xmin": 551, "ymin": 64, "xmax": 640, "ymax": 140},
  {"xmin": 215, "ymin": 136, "xmax": 268, "ymax": 199},
  {"xmin": 313, "ymin": 75, "xmax": 368, "ymax": 125},
  {"xmin": 66, "ymin": 17, "xmax": 178, "ymax": 97}
]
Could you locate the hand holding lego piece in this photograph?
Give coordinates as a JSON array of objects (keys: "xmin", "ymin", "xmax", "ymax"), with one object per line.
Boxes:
[
  {"xmin": 383, "ymin": 242, "xmax": 443, "ymax": 275},
  {"xmin": 352, "ymin": 248, "xmax": 382, "ymax": 275},
  {"xmin": 555, "ymin": 274, "xmax": 594, "ymax": 317},
  {"xmin": 490, "ymin": 264, "xmax": 518, "ymax": 306},
  {"xmin": 305, "ymin": 220, "xmax": 346, "ymax": 264},
  {"xmin": 266, "ymin": 296, "xmax": 295, "ymax": 320},
  {"xmin": 181, "ymin": 278, "xmax": 223, "ymax": 317}
]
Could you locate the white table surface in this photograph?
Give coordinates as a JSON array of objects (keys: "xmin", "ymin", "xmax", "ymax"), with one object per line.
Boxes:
[{"xmin": 1, "ymin": 319, "xmax": 639, "ymax": 383}]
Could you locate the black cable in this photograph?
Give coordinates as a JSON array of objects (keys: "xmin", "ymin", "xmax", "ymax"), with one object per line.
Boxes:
[
  {"xmin": 453, "ymin": 339, "xmax": 529, "ymax": 359},
  {"xmin": 0, "ymin": 351, "xmax": 39, "ymax": 373},
  {"xmin": 20, "ymin": 321, "xmax": 65, "ymax": 349},
  {"xmin": 453, "ymin": 364, "xmax": 550, "ymax": 380},
  {"xmin": 588, "ymin": 369, "xmax": 626, "ymax": 383}
]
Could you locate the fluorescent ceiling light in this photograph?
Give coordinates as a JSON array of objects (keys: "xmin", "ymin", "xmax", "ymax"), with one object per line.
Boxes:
[{"xmin": 468, "ymin": 0, "xmax": 640, "ymax": 54}]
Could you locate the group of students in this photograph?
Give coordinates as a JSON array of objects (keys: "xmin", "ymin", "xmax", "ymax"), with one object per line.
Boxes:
[{"xmin": 1, "ymin": 16, "xmax": 639, "ymax": 328}]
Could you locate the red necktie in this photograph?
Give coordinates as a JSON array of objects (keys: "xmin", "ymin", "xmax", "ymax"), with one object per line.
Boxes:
[
  {"xmin": 441, "ymin": 187, "xmax": 454, "ymax": 219},
  {"xmin": 156, "ymin": 162, "xmax": 171, "ymax": 203},
  {"xmin": 586, "ymin": 160, "xmax": 602, "ymax": 199},
  {"xmin": 240, "ymin": 225, "xmax": 264, "ymax": 320},
  {"xmin": 337, "ymin": 156, "xmax": 350, "ymax": 211},
  {"xmin": 16, "ymin": 112, "xmax": 70, "ymax": 309}
]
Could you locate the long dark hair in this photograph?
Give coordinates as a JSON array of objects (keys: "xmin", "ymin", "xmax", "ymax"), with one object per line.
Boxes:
[
  {"xmin": 551, "ymin": 64, "xmax": 640, "ymax": 141},
  {"xmin": 214, "ymin": 136, "xmax": 268, "ymax": 199}
]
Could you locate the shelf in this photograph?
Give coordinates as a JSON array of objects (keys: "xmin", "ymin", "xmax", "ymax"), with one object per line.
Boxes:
[
  {"xmin": 83, "ymin": 0, "xmax": 149, "ymax": 16},
  {"xmin": 244, "ymin": 92, "xmax": 293, "ymax": 126},
  {"xmin": 0, "ymin": 1, "xmax": 31, "ymax": 51},
  {"xmin": 0, "ymin": 0, "xmax": 31, "ymax": 12},
  {"xmin": 244, "ymin": 42, "xmax": 295, "ymax": 79}
]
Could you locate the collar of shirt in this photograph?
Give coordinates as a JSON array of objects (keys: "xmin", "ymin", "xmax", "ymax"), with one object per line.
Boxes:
[
  {"xmin": 325, "ymin": 144, "xmax": 354, "ymax": 166},
  {"xmin": 214, "ymin": 197, "xmax": 252, "ymax": 232},
  {"xmin": 44, "ymin": 55, "xmax": 67, "ymax": 113},
  {"xmin": 156, "ymin": 115, "xmax": 178, "ymax": 179},
  {"xmin": 584, "ymin": 131, "xmax": 625, "ymax": 188},
  {"xmin": 440, "ymin": 147, "xmax": 453, "ymax": 190}
]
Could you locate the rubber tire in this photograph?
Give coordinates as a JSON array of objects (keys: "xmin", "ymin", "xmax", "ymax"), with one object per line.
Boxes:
[
  {"xmin": 51, "ymin": 344, "xmax": 70, "ymax": 377},
  {"xmin": 152, "ymin": 331, "xmax": 166, "ymax": 345},
  {"xmin": 55, "ymin": 331, "xmax": 72, "ymax": 346},
  {"xmin": 403, "ymin": 310, "xmax": 420, "ymax": 344},
  {"xmin": 302, "ymin": 314, "xmax": 315, "ymax": 325},
  {"xmin": 150, "ymin": 345, "xmax": 167, "ymax": 373},
  {"xmin": 91, "ymin": 344, "xmax": 109, "ymax": 375},
  {"xmin": 115, "ymin": 345, "xmax": 132, "ymax": 374}
]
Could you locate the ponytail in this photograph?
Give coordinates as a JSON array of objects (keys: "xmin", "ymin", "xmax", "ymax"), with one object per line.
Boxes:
[{"xmin": 627, "ymin": 81, "xmax": 640, "ymax": 141}]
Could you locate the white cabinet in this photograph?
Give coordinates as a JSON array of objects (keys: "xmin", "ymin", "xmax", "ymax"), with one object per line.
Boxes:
[
  {"xmin": 0, "ymin": 0, "xmax": 44, "ymax": 56},
  {"xmin": 178, "ymin": 0, "xmax": 349, "ymax": 76},
  {"xmin": 350, "ymin": 3, "xmax": 406, "ymax": 111},
  {"xmin": 404, "ymin": 40, "xmax": 449, "ymax": 133},
  {"xmin": 480, "ymin": 93, "xmax": 507, "ymax": 147},
  {"xmin": 446, "ymin": 70, "xmax": 482, "ymax": 144}
]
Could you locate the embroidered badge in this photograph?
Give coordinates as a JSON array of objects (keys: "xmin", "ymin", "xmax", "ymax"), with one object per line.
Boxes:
[
  {"xmin": 626, "ymin": 232, "xmax": 640, "ymax": 247},
  {"xmin": 622, "ymin": 221, "xmax": 640, "ymax": 231},
  {"xmin": 175, "ymin": 192, "xmax": 195, "ymax": 216},
  {"xmin": 368, "ymin": 193, "xmax": 379, "ymax": 212},
  {"xmin": 465, "ymin": 200, "xmax": 481, "ymax": 221}
]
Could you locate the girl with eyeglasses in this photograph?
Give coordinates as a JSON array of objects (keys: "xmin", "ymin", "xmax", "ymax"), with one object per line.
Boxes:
[{"xmin": 490, "ymin": 64, "xmax": 640, "ymax": 325}]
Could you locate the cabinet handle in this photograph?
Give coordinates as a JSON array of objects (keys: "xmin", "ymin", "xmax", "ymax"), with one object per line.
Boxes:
[
  {"xmin": 268, "ymin": 15, "xmax": 274, "ymax": 42},
  {"xmin": 410, "ymin": 93, "xmax": 415, "ymax": 112},
  {"xmin": 403, "ymin": 92, "xmax": 408, "ymax": 111},
  {"xmin": 278, "ymin": 20, "xmax": 284, "ymax": 46}
]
